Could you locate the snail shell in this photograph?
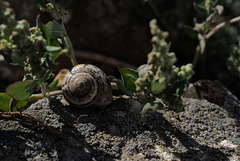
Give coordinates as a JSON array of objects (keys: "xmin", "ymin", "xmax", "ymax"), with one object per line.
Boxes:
[{"xmin": 62, "ymin": 64, "xmax": 112, "ymax": 107}]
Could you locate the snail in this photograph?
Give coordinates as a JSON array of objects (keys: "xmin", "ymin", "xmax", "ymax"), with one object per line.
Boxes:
[{"xmin": 62, "ymin": 64, "xmax": 112, "ymax": 107}]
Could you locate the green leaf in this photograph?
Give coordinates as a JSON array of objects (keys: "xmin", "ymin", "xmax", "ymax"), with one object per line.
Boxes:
[
  {"xmin": 0, "ymin": 36, "xmax": 10, "ymax": 41},
  {"xmin": 205, "ymin": 0, "xmax": 211, "ymax": 14},
  {"xmin": 44, "ymin": 53, "xmax": 57, "ymax": 70},
  {"xmin": 118, "ymin": 68, "xmax": 138, "ymax": 93},
  {"xmin": 169, "ymin": 80, "xmax": 189, "ymax": 97},
  {"xmin": 15, "ymin": 101, "xmax": 29, "ymax": 111},
  {"xmin": 0, "ymin": 93, "xmax": 28, "ymax": 112},
  {"xmin": 194, "ymin": 2, "xmax": 208, "ymax": 15},
  {"xmin": 142, "ymin": 102, "xmax": 164, "ymax": 114},
  {"xmin": 37, "ymin": 16, "xmax": 50, "ymax": 45},
  {"xmin": 46, "ymin": 79, "xmax": 59, "ymax": 92},
  {"xmin": 50, "ymin": 39, "xmax": 61, "ymax": 47},
  {"xmin": 151, "ymin": 81, "xmax": 166, "ymax": 94},
  {"xmin": 48, "ymin": 40, "xmax": 63, "ymax": 59},
  {"xmin": 6, "ymin": 81, "xmax": 39, "ymax": 101},
  {"xmin": 46, "ymin": 46, "xmax": 61, "ymax": 52},
  {"xmin": 108, "ymin": 75, "xmax": 134, "ymax": 96},
  {"xmin": 46, "ymin": 20, "xmax": 65, "ymax": 39},
  {"xmin": 0, "ymin": 93, "xmax": 11, "ymax": 112},
  {"xmin": 45, "ymin": 46, "xmax": 62, "ymax": 59}
]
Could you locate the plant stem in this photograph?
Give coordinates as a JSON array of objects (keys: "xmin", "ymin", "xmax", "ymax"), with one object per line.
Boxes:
[
  {"xmin": 40, "ymin": 82, "xmax": 47, "ymax": 97},
  {"xmin": 62, "ymin": 22, "xmax": 78, "ymax": 66},
  {"xmin": 205, "ymin": 16, "xmax": 240, "ymax": 39},
  {"xmin": 29, "ymin": 83, "xmax": 118, "ymax": 102},
  {"xmin": 29, "ymin": 90, "xmax": 62, "ymax": 102},
  {"xmin": 193, "ymin": 16, "xmax": 240, "ymax": 69},
  {"xmin": 193, "ymin": 34, "xmax": 206, "ymax": 69},
  {"xmin": 51, "ymin": 0, "xmax": 77, "ymax": 66}
]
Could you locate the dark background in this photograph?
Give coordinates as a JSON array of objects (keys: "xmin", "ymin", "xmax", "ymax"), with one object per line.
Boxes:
[{"xmin": 3, "ymin": 0, "xmax": 240, "ymax": 98}]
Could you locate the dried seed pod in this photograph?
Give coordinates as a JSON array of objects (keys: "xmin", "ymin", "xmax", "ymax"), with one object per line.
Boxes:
[{"xmin": 62, "ymin": 64, "xmax": 112, "ymax": 107}]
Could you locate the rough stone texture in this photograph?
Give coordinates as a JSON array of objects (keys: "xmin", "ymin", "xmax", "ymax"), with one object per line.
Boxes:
[
  {"xmin": 183, "ymin": 80, "xmax": 240, "ymax": 115},
  {"xmin": 0, "ymin": 95, "xmax": 239, "ymax": 161}
]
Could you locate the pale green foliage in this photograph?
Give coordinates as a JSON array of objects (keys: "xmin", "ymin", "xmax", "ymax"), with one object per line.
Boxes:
[
  {"xmin": 36, "ymin": 0, "xmax": 71, "ymax": 16},
  {"xmin": 0, "ymin": 0, "xmax": 71, "ymax": 111},
  {"xmin": 0, "ymin": 2, "xmax": 55, "ymax": 82},
  {"xmin": 0, "ymin": 1, "xmax": 16, "ymax": 36},
  {"xmin": 228, "ymin": 42, "xmax": 240, "ymax": 77},
  {"xmin": 135, "ymin": 19, "xmax": 194, "ymax": 112}
]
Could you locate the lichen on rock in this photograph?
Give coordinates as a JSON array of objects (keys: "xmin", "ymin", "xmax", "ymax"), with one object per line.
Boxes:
[{"xmin": 0, "ymin": 92, "xmax": 239, "ymax": 160}]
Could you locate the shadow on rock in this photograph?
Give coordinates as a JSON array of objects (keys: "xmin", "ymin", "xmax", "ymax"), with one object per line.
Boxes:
[{"xmin": 0, "ymin": 94, "xmax": 238, "ymax": 160}]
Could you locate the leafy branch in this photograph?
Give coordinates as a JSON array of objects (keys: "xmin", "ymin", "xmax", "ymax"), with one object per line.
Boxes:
[
  {"xmin": 111, "ymin": 19, "xmax": 194, "ymax": 114},
  {"xmin": 227, "ymin": 42, "xmax": 240, "ymax": 77},
  {"xmin": 0, "ymin": 1, "xmax": 194, "ymax": 115},
  {"xmin": 36, "ymin": 0, "xmax": 77, "ymax": 66},
  {"xmin": 191, "ymin": 0, "xmax": 240, "ymax": 68},
  {"xmin": 205, "ymin": 16, "xmax": 240, "ymax": 39},
  {"xmin": 0, "ymin": 0, "xmax": 76, "ymax": 112}
]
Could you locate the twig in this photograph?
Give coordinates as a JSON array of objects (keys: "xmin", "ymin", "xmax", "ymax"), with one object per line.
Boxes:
[
  {"xmin": 205, "ymin": 16, "xmax": 240, "ymax": 39},
  {"xmin": 0, "ymin": 111, "xmax": 66, "ymax": 140},
  {"xmin": 193, "ymin": 16, "xmax": 240, "ymax": 69},
  {"xmin": 193, "ymin": 34, "xmax": 206, "ymax": 68},
  {"xmin": 76, "ymin": 114, "xmax": 88, "ymax": 124},
  {"xmin": 62, "ymin": 22, "xmax": 78, "ymax": 66},
  {"xmin": 29, "ymin": 90, "xmax": 63, "ymax": 102},
  {"xmin": 193, "ymin": 45, "xmax": 201, "ymax": 69},
  {"xmin": 51, "ymin": 0, "xmax": 78, "ymax": 66},
  {"xmin": 40, "ymin": 82, "xmax": 47, "ymax": 97},
  {"xmin": 29, "ymin": 82, "xmax": 118, "ymax": 103}
]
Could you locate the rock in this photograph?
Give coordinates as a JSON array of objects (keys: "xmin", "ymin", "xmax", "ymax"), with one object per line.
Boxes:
[
  {"xmin": 183, "ymin": 80, "xmax": 240, "ymax": 116},
  {"xmin": 0, "ymin": 95, "xmax": 240, "ymax": 160}
]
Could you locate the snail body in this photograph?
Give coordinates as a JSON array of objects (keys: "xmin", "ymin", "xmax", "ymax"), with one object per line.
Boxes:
[{"xmin": 62, "ymin": 64, "xmax": 112, "ymax": 107}]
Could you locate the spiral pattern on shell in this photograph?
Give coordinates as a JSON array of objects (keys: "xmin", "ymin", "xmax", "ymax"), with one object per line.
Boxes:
[{"xmin": 62, "ymin": 64, "xmax": 112, "ymax": 107}]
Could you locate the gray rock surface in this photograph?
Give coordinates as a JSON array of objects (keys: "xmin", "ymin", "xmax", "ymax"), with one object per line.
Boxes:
[
  {"xmin": 0, "ymin": 95, "xmax": 240, "ymax": 161},
  {"xmin": 183, "ymin": 80, "xmax": 240, "ymax": 115}
]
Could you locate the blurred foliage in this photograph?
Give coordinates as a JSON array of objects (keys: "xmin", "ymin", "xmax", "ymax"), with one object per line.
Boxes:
[
  {"xmin": 227, "ymin": 42, "xmax": 240, "ymax": 77},
  {"xmin": 112, "ymin": 19, "xmax": 194, "ymax": 114},
  {"xmin": 0, "ymin": 0, "xmax": 240, "ymax": 113},
  {"xmin": 138, "ymin": 0, "xmax": 240, "ymax": 98},
  {"xmin": 135, "ymin": 19, "xmax": 194, "ymax": 113},
  {"xmin": 0, "ymin": 0, "xmax": 74, "ymax": 111},
  {"xmin": 0, "ymin": 1, "xmax": 56, "ymax": 82},
  {"xmin": 191, "ymin": 0, "xmax": 240, "ymax": 98}
]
